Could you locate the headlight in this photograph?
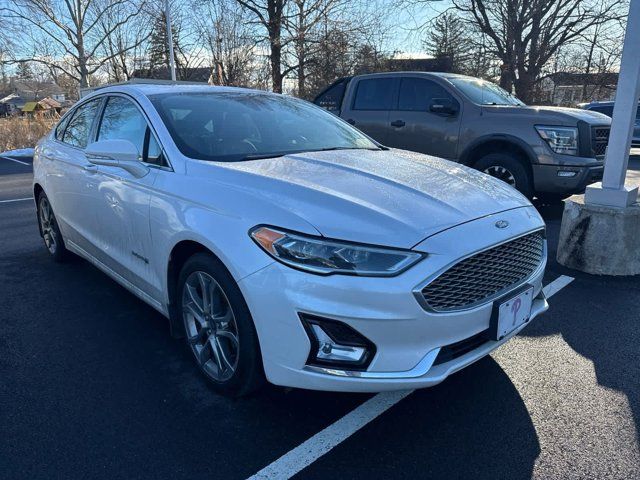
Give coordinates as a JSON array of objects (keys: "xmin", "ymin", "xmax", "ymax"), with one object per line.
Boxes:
[
  {"xmin": 535, "ymin": 126, "xmax": 579, "ymax": 155},
  {"xmin": 250, "ymin": 226, "xmax": 424, "ymax": 276}
]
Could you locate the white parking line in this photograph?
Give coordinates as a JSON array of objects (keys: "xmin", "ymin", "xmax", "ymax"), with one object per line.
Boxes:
[
  {"xmin": 0, "ymin": 156, "xmax": 30, "ymax": 166},
  {"xmin": 248, "ymin": 390, "xmax": 413, "ymax": 480},
  {"xmin": 543, "ymin": 275, "xmax": 575, "ymax": 298},
  {"xmin": 0, "ymin": 197, "xmax": 32, "ymax": 204},
  {"xmin": 247, "ymin": 275, "xmax": 576, "ymax": 480}
]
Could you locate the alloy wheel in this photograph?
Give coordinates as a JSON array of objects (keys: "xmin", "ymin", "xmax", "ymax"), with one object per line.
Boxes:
[
  {"xmin": 483, "ymin": 165, "xmax": 517, "ymax": 187},
  {"xmin": 182, "ymin": 271, "xmax": 240, "ymax": 382},
  {"xmin": 39, "ymin": 196, "xmax": 58, "ymax": 254}
]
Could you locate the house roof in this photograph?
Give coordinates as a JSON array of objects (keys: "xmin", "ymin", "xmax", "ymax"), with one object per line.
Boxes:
[
  {"xmin": 22, "ymin": 102, "xmax": 41, "ymax": 112},
  {"xmin": 549, "ymin": 72, "xmax": 618, "ymax": 86},
  {"xmin": 39, "ymin": 97, "xmax": 61, "ymax": 108}
]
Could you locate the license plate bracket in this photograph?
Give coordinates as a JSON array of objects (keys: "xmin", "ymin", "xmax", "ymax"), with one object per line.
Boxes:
[{"xmin": 489, "ymin": 285, "xmax": 535, "ymax": 341}]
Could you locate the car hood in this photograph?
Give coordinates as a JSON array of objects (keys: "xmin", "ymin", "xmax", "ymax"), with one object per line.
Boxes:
[
  {"xmin": 483, "ymin": 104, "xmax": 612, "ymax": 125},
  {"xmin": 197, "ymin": 149, "xmax": 533, "ymax": 249}
]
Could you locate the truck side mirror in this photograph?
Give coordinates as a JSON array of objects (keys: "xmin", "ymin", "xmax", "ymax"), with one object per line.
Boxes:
[{"xmin": 429, "ymin": 98, "xmax": 459, "ymax": 116}]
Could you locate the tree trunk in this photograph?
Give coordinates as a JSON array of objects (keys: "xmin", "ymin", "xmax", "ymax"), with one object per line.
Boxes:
[
  {"xmin": 514, "ymin": 71, "xmax": 536, "ymax": 104},
  {"xmin": 267, "ymin": 0, "xmax": 283, "ymax": 93}
]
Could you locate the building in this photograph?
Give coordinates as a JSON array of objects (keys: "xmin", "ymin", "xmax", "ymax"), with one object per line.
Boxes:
[
  {"xmin": 0, "ymin": 78, "xmax": 66, "ymax": 114},
  {"xmin": 542, "ymin": 72, "xmax": 618, "ymax": 106}
]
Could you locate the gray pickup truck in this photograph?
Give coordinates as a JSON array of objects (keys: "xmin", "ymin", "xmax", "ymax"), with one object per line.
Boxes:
[{"xmin": 314, "ymin": 72, "xmax": 612, "ymax": 199}]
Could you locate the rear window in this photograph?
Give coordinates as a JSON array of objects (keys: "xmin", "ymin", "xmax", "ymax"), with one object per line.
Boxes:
[
  {"xmin": 352, "ymin": 78, "xmax": 395, "ymax": 110},
  {"xmin": 314, "ymin": 79, "xmax": 348, "ymax": 114}
]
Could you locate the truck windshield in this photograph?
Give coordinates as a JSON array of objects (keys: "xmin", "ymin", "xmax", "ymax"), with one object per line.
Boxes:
[
  {"xmin": 150, "ymin": 92, "xmax": 380, "ymax": 162},
  {"xmin": 448, "ymin": 77, "xmax": 525, "ymax": 106}
]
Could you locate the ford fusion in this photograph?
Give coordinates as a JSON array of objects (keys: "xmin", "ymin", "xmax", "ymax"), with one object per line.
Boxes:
[{"xmin": 33, "ymin": 85, "xmax": 548, "ymax": 396}]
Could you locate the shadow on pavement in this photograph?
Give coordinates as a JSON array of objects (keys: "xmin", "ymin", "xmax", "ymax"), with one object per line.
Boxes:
[{"xmin": 298, "ymin": 357, "xmax": 540, "ymax": 479}]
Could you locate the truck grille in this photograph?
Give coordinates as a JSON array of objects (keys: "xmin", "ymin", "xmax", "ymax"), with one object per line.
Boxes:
[
  {"xmin": 592, "ymin": 127, "xmax": 610, "ymax": 157},
  {"xmin": 420, "ymin": 231, "xmax": 545, "ymax": 312}
]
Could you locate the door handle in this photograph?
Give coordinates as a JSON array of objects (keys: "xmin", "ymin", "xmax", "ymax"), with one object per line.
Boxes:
[
  {"xmin": 83, "ymin": 164, "xmax": 98, "ymax": 174},
  {"xmin": 346, "ymin": 118, "xmax": 356, "ymax": 125},
  {"xmin": 390, "ymin": 120, "xmax": 406, "ymax": 128}
]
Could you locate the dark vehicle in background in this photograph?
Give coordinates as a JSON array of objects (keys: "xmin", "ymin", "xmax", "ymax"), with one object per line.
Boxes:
[
  {"xmin": 579, "ymin": 101, "xmax": 640, "ymax": 148},
  {"xmin": 314, "ymin": 72, "xmax": 612, "ymax": 200}
]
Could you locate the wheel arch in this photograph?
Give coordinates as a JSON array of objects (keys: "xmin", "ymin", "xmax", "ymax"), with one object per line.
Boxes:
[
  {"xmin": 460, "ymin": 134, "xmax": 537, "ymax": 170},
  {"xmin": 165, "ymin": 239, "xmax": 242, "ymax": 339}
]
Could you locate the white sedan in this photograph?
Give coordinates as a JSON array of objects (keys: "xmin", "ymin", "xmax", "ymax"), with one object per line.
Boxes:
[{"xmin": 33, "ymin": 84, "xmax": 548, "ymax": 396}]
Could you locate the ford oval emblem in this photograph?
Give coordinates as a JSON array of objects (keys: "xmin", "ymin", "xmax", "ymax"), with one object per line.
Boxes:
[{"xmin": 495, "ymin": 220, "xmax": 509, "ymax": 229}]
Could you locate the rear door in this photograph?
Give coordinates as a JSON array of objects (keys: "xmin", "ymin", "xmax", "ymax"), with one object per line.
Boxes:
[
  {"xmin": 42, "ymin": 97, "xmax": 104, "ymax": 253},
  {"xmin": 339, "ymin": 76, "xmax": 398, "ymax": 145},
  {"xmin": 385, "ymin": 76, "xmax": 462, "ymax": 159}
]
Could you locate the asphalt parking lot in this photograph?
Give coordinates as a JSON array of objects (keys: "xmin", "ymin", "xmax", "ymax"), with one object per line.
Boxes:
[{"xmin": 1, "ymin": 153, "xmax": 639, "ymax": 480}]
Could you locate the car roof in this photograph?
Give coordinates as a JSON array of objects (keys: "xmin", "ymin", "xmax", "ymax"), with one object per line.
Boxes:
[{"xmin": 83, "ymin": 83, "xmax": 278, "ymax": 100}]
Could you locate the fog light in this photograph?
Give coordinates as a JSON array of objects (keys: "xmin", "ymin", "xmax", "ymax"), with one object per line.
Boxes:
[
  {"xmin": 311, "ymin": 324, "xmax": 367, "ymax": 362},
  {"xmin": 557, "ymin": 170, "xmax": 578, "ymax": 177},
  {"xmin": 300, "ymin": 314, "xmax": 375, "ymax": 370}
]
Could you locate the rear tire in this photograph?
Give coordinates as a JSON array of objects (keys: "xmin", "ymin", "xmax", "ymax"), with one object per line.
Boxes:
[
  {"xmin": 177, "ymin": 253, "xmax": 265, "ymax": 397},
  {"xmin": 37, "ymin": 192, "xmax": 69, "ymax": 262},
  {"xmin": 475, "ymin": 153, "xmax": 533, "ymax": 198}
]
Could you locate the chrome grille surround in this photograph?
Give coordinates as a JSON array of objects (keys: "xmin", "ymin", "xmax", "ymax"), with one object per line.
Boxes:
[
  {"xmin": 416, "ymin": 230, "xmax": 546, "ymax": 312},
  {"xmin": 591, "ymin": 126, "xmax": 610, "ymax": 157}
]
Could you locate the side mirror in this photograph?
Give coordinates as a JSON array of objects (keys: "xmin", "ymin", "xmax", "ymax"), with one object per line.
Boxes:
[
  {"xmin": 86, "ymin": 140, "xmax": 149, "ymax": 178},
  {"xmin": 429, "ymin": 98, "xmax": 459, "ymax": 116}
]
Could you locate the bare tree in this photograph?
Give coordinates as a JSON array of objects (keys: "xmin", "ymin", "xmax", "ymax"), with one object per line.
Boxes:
[
  {"xmin": 194, "ymin": 0, "xmax": 255, "ymax": 86},
  {"xmin": 3, "ymin": 0, "xmax": 148, "ymax": 87},
  {"xmin": 447, "ymin": 0, "xmax": 626, "ymax": 103},
  {"xmin": 234, "ymin": 0, "xmax": 287, "ymax": 92},
  {"xmin": 283, "ymin": 0, "xmax": 351, "ymax": 98}
]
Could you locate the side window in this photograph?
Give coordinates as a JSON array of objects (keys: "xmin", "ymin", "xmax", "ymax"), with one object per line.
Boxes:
[
  {"xmin": 145, "ymin": 131, "xmax": 165, "ymax": 166},
  {"xmin": 314, "ymin": 79, "xmax": 348, "ymax": 114},
  {"xmin": 592, "ymin": 105, "xmax": 614, "ymax": 117},
  {"xmin": 62, "ymin": 99, "xmax": 101, "ymax": 148},
  {"xmin": 54, "ymin": 114, "xmax": 70, "ymax": 141},
  {"xmin": 353, "ymin": 78, "xmax": 395, "ymax": 110},
  {"xmin": 397, "ymin": 78, "xmax": 455, "ymax": 111},
  {"xmin": 98, "ymin": 96, "xmax": 148, "ymax": 157}
]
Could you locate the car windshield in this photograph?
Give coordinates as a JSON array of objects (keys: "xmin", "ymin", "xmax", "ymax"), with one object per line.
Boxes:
[
  {"xmin": 448, "ymin": 77, "xmax": 525, "ymax": 106},
  {"xmin": 150, "ymin": 92, "xmax": 380, "ymax": 162}
]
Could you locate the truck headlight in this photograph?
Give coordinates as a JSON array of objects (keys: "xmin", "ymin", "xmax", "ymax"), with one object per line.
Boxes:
[
  {"xmin": 535, "ymin": 126, "xmax": 579, "ymax": 156},
  {"xmin": 250, "ymin": 226, "xmax": 424, "ymax": 276}
]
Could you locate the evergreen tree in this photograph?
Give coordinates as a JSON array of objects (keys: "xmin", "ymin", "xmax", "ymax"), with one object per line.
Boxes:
[{"xmin": 16, "ymin": 61, "xmax": 34, "ymax": 80}]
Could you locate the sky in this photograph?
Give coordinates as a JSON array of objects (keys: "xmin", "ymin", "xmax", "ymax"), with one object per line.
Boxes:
[{"xmin": 383, "ymin": 0, "xmax": 453, "ymax": 55}]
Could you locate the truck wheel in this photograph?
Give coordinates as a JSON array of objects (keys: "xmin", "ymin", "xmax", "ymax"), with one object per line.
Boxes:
[{"xmin": 475, "ymin": 153, "xmax": 533, "ymax": 198}]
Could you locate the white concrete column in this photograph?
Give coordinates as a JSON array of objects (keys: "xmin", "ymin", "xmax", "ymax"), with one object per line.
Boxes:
[{"xmin": 585, "ymin": 0, "xmax": 640, "ymax": 207}]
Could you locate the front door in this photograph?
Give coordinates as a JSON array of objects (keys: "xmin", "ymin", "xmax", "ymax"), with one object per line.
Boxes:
[
  {"xmin": 91, "ymin": 95, "xmax": 164, "ymax": 299},
  {"xmin": 384, "ymin": 76, "xmax": 462, "ymax": 160}
]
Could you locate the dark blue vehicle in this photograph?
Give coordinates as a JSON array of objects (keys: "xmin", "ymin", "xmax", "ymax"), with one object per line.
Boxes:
[{"xmin": 579, "ymin": 101, "xmax": 640, "ymax": 148}]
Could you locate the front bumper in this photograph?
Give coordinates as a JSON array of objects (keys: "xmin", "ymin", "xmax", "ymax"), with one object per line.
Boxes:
[
  {"xmin": 238, "ymin": 206, "xmax": 547, "ymax": 392},
  {"xmin": 532, "ymin": 163, "xmax": 603, "ymax": 195}
]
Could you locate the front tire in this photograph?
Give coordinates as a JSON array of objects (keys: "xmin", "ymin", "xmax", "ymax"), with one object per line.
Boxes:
[
  {"xmin": 37, "ymin": 192, "xmax": 69, "ymax": 262},
  {"xmin": 177, "ymin": 253, "xmax": 265, "ymax": 397},
  {"xmin": 475, "ymin": 153, "xmax": 533, "ymax": 198}
]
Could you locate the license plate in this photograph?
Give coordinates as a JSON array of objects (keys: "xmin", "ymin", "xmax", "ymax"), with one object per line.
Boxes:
[{"xmin": 491, "ymin": 286, "xmax": 534, "ymax": 340}]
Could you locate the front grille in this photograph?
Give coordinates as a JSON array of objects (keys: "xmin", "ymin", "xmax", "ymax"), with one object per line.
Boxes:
[
  {"xmin": 432, "ymin": 329, "xmax": 490, "ymax": 366},
  {"xmin": 420, "ymin": 231, "xmax": 545, "ymax": 312},
  {"xmin": 592, "ymin": 127, "xmax": 610, "ymax": 157}
]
